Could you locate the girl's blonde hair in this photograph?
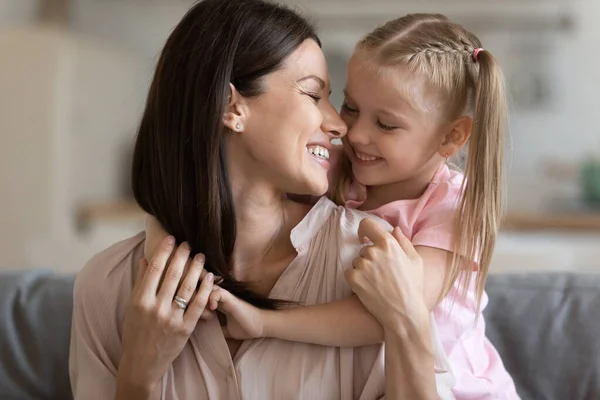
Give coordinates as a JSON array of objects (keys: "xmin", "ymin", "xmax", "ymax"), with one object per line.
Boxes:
[{"xmin": 334, "ymin": 14, "xmax": 507, "ymax": 309}]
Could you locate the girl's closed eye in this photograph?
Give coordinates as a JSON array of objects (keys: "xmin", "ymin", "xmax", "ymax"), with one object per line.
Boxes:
[
  {"xmin": 341, "ymin": 102, "xmax": 358, "ymax": 113},
  {"xmin": 376, "ymin": 120, "xmax": 399, "ymax": 131}
]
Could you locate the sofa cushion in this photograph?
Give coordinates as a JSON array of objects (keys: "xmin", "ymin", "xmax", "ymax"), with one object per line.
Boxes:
[
  {"xmin": 0, "ymin": 270, "xmax": 74, "ymax": 400},
  {"xmin": 1, "ymin": 269, "xmax": 599, "ymax": 400},
  {"xmin": 485, "ymin": 272, "xmax": 600, "ymax": 400}
]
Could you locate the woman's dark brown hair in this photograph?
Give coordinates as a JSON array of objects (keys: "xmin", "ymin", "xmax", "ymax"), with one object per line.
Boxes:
[{"xmin": 132, "ymin": 0, "xmax": 320, "ymax": 309}]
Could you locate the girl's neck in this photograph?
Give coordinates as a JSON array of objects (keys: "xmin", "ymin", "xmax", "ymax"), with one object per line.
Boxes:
[{"xmin": 359, "ymin": 162, "xmax": 444, "ymax": 211}]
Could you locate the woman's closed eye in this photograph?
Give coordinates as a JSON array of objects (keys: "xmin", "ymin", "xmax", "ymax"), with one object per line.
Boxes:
[{"xmin": 303, "ymin": 91, "xmax": 322, "ymax": 104}]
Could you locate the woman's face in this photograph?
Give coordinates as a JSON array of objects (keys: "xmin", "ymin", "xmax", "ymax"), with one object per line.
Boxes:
[{"xmin": 234, "ymin": 39, "xmax": 347, "ymax": 196}]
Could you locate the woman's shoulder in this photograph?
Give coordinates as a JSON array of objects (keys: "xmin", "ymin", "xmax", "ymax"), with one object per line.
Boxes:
[
  {"xmin": 293, "ymin": 197, "xmax": 392, "ymax": 248},
  {"xmin": 70, "ymin": 232, "xmax": 146, "ymax": 382},
  {"xmin": 335, "ymin": 203, "xmax": 393, "ymax": 235},
  {"xmin": 74, "ymin": 232, "xmax": 146, "ymax": 315}
]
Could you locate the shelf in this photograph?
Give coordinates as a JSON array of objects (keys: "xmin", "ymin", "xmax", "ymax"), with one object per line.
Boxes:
[
  {"xmin": 79, "ymin": 200, "xmax": 600, "ymax": 233},
  {"xmin": 502, "ymin": 211, "xmax": 600, "ymax": 232},
  {"xmin": 77, "ymin": 200, "xmax": 144, "ymax": 228}
]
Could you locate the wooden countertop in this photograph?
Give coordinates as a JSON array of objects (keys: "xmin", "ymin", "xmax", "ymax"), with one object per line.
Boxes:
[
  {"xmin": 502, "ymin": 211, "xmax": 600, "ymax": 232},
  {"xmin": 78, "ymin": 200, "xmax": 600, "ymax": 232},
  {"xmin": 78, "ymin": 200, "xmax": 145, "ymax": 228}
]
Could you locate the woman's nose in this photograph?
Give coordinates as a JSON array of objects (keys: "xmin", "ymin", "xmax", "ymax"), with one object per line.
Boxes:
[{"xmin": 321, "ymin": 102, "xmax": 347, "ymax": 139}]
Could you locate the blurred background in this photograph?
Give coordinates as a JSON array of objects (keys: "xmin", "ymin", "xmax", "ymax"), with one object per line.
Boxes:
[{"xmin": 1, "ymin": 0, "xmax": 600, "ymax": 273}]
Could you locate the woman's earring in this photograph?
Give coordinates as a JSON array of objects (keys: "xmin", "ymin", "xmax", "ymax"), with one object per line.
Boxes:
[
  {"xmin": 235, "ymin": 123, "xmax": 242, "ymax": 131},
  {"xmin": 444, "ymin": 153, "xmax": 450, "ymax": 163}
]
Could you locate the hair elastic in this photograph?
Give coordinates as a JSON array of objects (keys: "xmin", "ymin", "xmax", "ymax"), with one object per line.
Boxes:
[{"xmin": 473, "ymin": 48, "xmax": 484, "ymax": 62}]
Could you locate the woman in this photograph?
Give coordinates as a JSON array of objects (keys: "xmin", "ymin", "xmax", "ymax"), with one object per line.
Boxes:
[{"xmin": 69, "ymin": 0, "xmax": 439, "ymax": 399}]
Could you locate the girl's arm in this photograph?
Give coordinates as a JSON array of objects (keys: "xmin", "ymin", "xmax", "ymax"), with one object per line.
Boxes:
[
  {"xmin": 211, "ymin": 243, "xmax": 449, "ymax": 347},
  {"xmin": 260, "ymin": 246, "xmax": 448, "ymax": 347}
]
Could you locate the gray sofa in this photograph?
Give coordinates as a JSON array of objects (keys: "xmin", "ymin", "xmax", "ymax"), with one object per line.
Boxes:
[{"xmin": 1, "ymin": 270, "xmax": 599, "ymax": 400}]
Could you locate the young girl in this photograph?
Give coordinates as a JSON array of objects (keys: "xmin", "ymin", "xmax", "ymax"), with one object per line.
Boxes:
[{"xmin": 207, "ymin": 13, "xmax": 519, "ymax": 399}]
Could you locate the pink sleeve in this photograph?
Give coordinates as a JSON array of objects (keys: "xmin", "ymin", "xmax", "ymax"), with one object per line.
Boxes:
[
  {"xmin": 411, "ymin": 182, "xmax": 459, "ymax": 253},
  {"xmin": 412, "ymin": 182, "xmax": 479, "ymax": 271}
]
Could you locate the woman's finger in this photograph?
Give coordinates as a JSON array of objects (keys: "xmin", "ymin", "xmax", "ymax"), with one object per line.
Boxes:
[
  {"xmin": 357, "ymin": 218, "xmax": 389, "ymax": 249},
  {"xmin": 344, "ymin": 268, "xmax": 361, "ymax": 290},
  {"xmin": 352, "ymin": 256, "xmax": 367, "ymax": 270},
  {"xmin": 158, "ymin": 242, "xmax": 191, "ymax": 303},
  {"xmin": 358, "ymin": 244, "xmax": 375, "ymax": 260},
  {"xmin": 141, "ymin": 235, "xmax": 176, "ymax": 297},
  {"xmin": 392, "ymin": 227, "xmax": 419, "ymax": 260},
  {"xmin": 184, "ymin": 273, "xmax": 215, "ymax": 325},
  {"xmin": 170, "ymin": 253, "xmax": 205, "ymax": 312},
  {"xmin": 132, "ymin": 258, "xmax": 148, "ymax": 298}
]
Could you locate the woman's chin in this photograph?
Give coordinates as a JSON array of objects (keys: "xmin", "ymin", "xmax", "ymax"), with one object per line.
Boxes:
[
  {"xmin": 281, "ymin": 167, "xmax": 329, "ymax": 198},
  {"xmin": 293, "ymin": 180, "xmax": 328, "ymax": 198},
  {"xmin": 309, "ymin": 177, "xmax": 329, "ymax": 197}
]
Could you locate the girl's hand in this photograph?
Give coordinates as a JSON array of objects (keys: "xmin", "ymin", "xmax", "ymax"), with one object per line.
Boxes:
[
  {"xmin": 117, "ymin": 236, "xmax": 215, "ymax": 391},
  {"xmin": 209, "ymin": 287, "xmax": 268, "ymax": 340},
  {"xmin": 344, "ymin": 218, "xmax": 429, "ymax": 332}
]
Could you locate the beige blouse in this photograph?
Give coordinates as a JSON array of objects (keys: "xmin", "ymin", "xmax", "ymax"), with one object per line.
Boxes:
[{"xmin": 69, "ymin": 197, "xmax": 453, "ymax": 400}]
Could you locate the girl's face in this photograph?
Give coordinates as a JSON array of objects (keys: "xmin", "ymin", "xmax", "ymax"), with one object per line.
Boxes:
[{"xmin": 340, "ymin": 50, "xmax": 448, "ymax": 189}]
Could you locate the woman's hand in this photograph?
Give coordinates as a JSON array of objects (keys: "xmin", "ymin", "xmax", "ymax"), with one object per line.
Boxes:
[
  {"xmin": 117, "ymin": 236, "xmax": 215, "ymax": 392},
  {"xmin": 346, "ymin": 219, "xmax": 439, "ymax": 399},
  {"xmin": 208, "ymin": 287, "xmax": 268, "ymax": 340},
  {"xmin": 344, "ymin": 218, "xmax": 429, "ymax": 332}
]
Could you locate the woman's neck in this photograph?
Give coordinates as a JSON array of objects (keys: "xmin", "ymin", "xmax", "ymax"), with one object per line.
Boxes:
[{"xmin": 230, "ymin": 181, "xmax": 307, "ymax": 283}]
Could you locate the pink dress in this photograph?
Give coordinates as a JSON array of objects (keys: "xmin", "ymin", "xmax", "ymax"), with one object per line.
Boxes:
[{"xmin": 346, "ymin": 164, "xmax": 520, "ymax": 400}]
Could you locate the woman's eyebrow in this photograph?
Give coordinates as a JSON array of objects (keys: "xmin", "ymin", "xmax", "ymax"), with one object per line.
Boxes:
[{"xmin": 296, "ymin": 75, "xmax": 326, "ymax": 89}]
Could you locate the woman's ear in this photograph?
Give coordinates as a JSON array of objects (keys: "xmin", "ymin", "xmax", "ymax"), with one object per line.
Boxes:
[
  {"xmin": 223, "ymin": 83, "xmax": 249, "ymax": 133},
  {"xmin": 438, "ymin": 116, "xmax": 472, "ymax": 158}
]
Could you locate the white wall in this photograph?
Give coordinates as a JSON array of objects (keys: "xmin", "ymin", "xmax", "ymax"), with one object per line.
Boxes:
[
  {"xmin": 1, "ymin": 0, "xmax": 598, "ymax": 271},
  {"xmin": 66, "ymin": 0, "xmax": 599, "ymax": 212},
  {"xmin": 0, "ymin": 25, "xmax": 146, "ymax": 270},
  {"xmin": 0, "ymin": 0, "xmax": 39, "ymax": 26},
  {"xmin": 0, "ymin": 27, "xmax": 63, "ymax": 267}
]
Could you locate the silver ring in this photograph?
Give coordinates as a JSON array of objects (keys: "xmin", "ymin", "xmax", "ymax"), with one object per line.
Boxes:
[{"xmin": 173, "ymin": 295, "xmax": 188, "ymax": 310}]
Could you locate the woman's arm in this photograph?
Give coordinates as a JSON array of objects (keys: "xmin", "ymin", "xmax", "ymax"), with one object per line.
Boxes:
[
  {"xmin": 346, "ymin": 218, "xmax": 440, "ymax": 399},
  {"xmin": 116, "ymin": 238, "xmax": 214, "ymax": 399},
  {"xmin": 382, "ymin": 320, "xmax": 439, "ymax": 400},
  {"xmin": 114, "ymin": 371, "xmax": 154, "ymax": 400}
]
